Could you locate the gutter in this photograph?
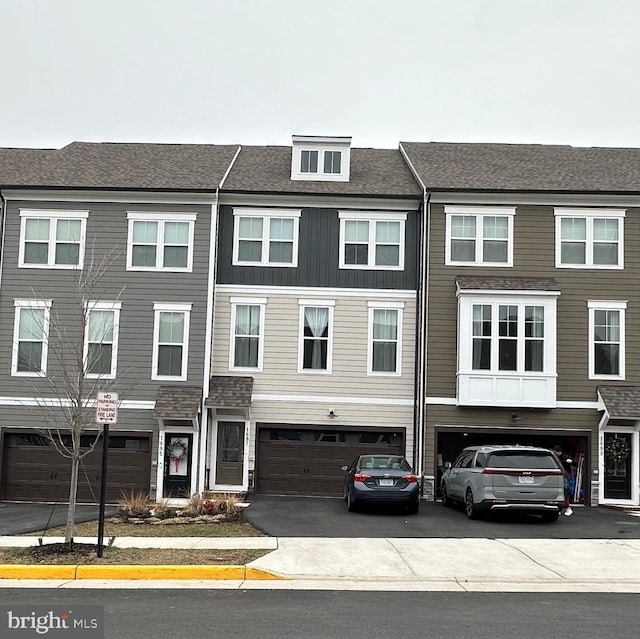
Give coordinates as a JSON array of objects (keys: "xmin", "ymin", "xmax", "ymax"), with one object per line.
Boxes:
[
  {"xmin": 399, "ymin": 144, "xmax": 430, "ymax": 496},
  {"xmin": 198, "ymin": 145, "xmax": 242, "ymax": 494}
]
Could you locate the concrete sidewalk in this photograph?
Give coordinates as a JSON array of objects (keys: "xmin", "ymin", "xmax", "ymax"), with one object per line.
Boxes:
[{"xmin": 1, "ymin": 535, "xmax": 640, "ymax": 591}]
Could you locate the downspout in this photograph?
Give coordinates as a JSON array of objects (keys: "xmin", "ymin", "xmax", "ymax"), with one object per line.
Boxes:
[
  {"xmin": 198, "ymin": 145, "xmax": 242, "ymax": 494},
  {"xmin": 0, "ymin": 190, "xmax": 6, "ymax": 290},
  {"xmin": 399, "ymin": 144, "xmax": 430, "ymax": 496}
]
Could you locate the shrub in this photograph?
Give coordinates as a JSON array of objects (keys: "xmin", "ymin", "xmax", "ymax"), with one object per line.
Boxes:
[
  {"xmin": 151, "ymin": 499, "xmax": 177, "ymax": 519},
  {"xmin": 118, "ymin": 490, "xmax": 152, "ymax": 519}
]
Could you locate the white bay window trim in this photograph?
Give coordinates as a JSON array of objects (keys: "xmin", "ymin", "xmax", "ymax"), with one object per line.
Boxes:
[
  {"xmin": 84, "ymin": 301, "xmax": 122, "ymax": 379},
  {"xmin": 152, "ymin": 302, "xmax": 192, "ymax": 381},
  {"xmin": 11, "ymin": 299, "xmax": 52, "ymax": 377},
  {"xmin": 229, "ymin": 297, "xmax": 267, "ymax": 372},
  {"xmin": 588, "ymin": 300, "xmax": 626, "ymax": 380},
  {"xmin": 297, "ymin": 299, "xmax": 335, "ymax": 374},
  {"xmin": 457, "ymin": 292, "xmax": 558, "ymax": 408},
  {"xmin": 445, "ymin": 205, "xmax": 515, "ymax": 267},
  {"xmin": 126, "ymin": 211, "xmax": 197, "ymax": 272},
  {"xmin": 367, "ymin": 301, "xmax": 404, "ymax": 376},
  {"xmin": 554, "ymin": 208, "xmax": 625, "ymax": 269},
  {"xmin": 232, "ymin": 208, "xmax": 301, "ymax": 267}
]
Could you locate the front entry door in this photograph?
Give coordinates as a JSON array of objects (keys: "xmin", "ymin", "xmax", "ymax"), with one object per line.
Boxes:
[
  {"xmin": 164, "ymin": 433, "xmax": 193, "ymax": 498},
  {"xmin": 604, "ymin": 432, "xmax": 632, "ymax": 500},
  {"xmin": 215, "ymin": 422, "xmax": 245, "ymax": 486}
]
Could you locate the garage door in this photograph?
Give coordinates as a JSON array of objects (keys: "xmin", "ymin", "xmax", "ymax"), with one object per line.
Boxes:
[
  {"xmin": 2, "ymin": 431, "xmax": 151, "ymax": 503},
  {"xmin": 256, "ymin": 425, "xmax": 405, "ymax": 496}
]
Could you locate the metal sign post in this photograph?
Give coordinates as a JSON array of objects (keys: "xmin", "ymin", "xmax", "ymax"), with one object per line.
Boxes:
[{"xmin": 95, "ymin": 392, "xmax": 118, "ymax": 558}]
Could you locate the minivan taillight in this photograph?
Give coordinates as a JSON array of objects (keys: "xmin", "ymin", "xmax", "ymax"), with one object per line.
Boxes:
[
  {"xmin": 354, "ymin": 473, "xmax": 371, "ymax": 482},
  {"xmin": 402, "ymin": 474, "xmax": 418, "ymax": 483}
]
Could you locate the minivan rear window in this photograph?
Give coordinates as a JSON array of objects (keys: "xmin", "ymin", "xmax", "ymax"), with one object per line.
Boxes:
[{"xmin": 487, "ymin": 452, "xmax": 559, "ymax": 470}]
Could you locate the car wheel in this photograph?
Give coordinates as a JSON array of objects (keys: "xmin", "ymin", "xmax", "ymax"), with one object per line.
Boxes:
[
  {"xmin": 347, "ymin": 491, "xmax": 358, "ymax": 513},
  {"xmin": 541, "ymin": 511, "xmax": 559, "ymax": 523},
  {"xmin": 407, "ymin": 498, "xmax": 419, "ymax": 515},
  {"xmin": 465, "ymin": 488, "xmax": 478, "ymax": 520},
  {"xmin": 441, "ymin": 484, "xmax": 452, "ymax": 507}
]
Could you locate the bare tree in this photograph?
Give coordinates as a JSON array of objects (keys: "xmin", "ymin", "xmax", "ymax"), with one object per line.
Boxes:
[{"xmin": 22, "ymin": 246, "xmax": 131, "ymax": 543}]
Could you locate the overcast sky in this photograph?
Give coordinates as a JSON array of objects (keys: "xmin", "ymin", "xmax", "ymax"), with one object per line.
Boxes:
[{"xmin": 1, "ymin": 0, "xmax": 639, "ymax": 150}]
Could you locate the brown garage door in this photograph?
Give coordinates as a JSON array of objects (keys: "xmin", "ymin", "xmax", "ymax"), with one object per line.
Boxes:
[
  {"xmin": 256, "ymin": 425, "xmax": 405, "ymax": 496},
  {"xmin": 2, "ymin": 431, "xmax": 151, "ymax": 503}
]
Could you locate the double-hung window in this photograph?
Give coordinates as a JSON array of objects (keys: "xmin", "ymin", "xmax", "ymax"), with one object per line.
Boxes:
[
  {"xmin": 299, "ymin": 300, "xmax": 334, "ymax": 373},
  {"xmin": 368, "ymin": 302, "xmax": 403, "ymax": 375},
  {"xmin": 230, "ymin": 298, "xmax": 266, "ymax": 371},
  {"xmin": 232, "ymin": 209, "xmax": 301, "ymax": 266},
  {"xmin": 152, "ymin": 303, "xmax": 191, "ymax": 380},
  {"xmin": 555, "ymin": 209, "xmax": 624, "ymax": 268},
  {"xmin": 85, "ymin": 301, "xmax": 121, "ymax": 379},
  {"xmin": 12, "ymin": 299, "xmax": 52, "ymax": 376},
  {"xmin": 445, "ymin": 206, "xmax": 515, "ymax": 266},
  {"xmin": 588, "ymin": 301, "xmax": 626, "ymax": 379},
  {"xmin": 339, "ymin": 211, "xmax": 406, "ymax": 270},
  {"xmin": 127, "ymin": 212, "xmax": 196, "ymax": 271},
  {"xmin": 19, "ymin": 210, "xmax": 88, "ymax": 268}
]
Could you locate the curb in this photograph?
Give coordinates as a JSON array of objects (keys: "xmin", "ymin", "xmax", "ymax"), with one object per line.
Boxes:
[{"xmin": 0, "ymin": 564, "xmax": 285, "ymax": 581}]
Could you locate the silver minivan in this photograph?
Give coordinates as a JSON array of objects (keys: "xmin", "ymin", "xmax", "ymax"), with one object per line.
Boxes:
[{"xmin": 440, "ymin": 444, "xmax": 566, "ymax": 522}]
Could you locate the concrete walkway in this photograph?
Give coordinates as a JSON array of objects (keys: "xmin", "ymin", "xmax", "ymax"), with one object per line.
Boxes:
[{"xmin": 1, "ymin": 535, "xmax": 640, "ymax": 591}]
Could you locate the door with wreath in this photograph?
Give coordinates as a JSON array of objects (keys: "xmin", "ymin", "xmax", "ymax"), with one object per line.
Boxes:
[
  {"xmin": 604, "ymin": 432, "xmax": 632, "ymax": 500},
  {"xmin": 164, "ymin": 434, "xmax": 193, "ymax": 498}
]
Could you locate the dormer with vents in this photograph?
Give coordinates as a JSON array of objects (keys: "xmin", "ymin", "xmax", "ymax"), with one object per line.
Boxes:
[{"xmin": 291, "ymin": 135, "xmax": 351, "ymax": 182}]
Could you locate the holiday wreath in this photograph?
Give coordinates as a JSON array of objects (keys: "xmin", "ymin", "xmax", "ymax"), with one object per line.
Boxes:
[
  {"xmin": 605, "ymin": 436, "xmax": 630, "ymax": 463},
  {"xmin": 167, "ymin": 439, "xmax": 188, "ymax": 461}
]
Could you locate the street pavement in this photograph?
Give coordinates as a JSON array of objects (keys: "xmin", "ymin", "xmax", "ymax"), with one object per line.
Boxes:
[{"xmin": 1, "ymin": 497, "xmax": 640, "ymax": 591}]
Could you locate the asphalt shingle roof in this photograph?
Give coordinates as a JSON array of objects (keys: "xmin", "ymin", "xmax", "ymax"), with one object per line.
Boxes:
[
  {"xmin": 598, "ymin": 385, "xmax": 640, "ymax": 419},
  {"xmin": 153, "ymin": 385, "xmax": 203, "ymax": 419},
  {"xmin": 205, "ymin": 376, "xmax": 254, "ymax": 408},
  {"xmin": 456, "ymin": 276, "xmax": 561, "ymax": 291},
  {"xmin": 400, "ymin": 141, "xmax": 640, "ymax": 192}
]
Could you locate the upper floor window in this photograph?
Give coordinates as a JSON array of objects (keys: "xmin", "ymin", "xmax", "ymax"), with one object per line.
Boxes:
[
  {"xmin": 230, "ymin": 297, "xmax": 266, "ymax": 371},
  {"xmin": 11, "ymin": 299, "xmax": 52, "ymax": 376},
  {"xmin": 300, "ymin": 150, "xmax": 318, "ymax": 173},
  {"xmin": 445, "ymin": 206, "xmax": 515, "ymax": 267},
  {"xmin": 368, "ymin": 302, "xmax": 403, "ymax": 375},
  {"xmin": 298, "ymin": 300, "xmax": 334, "ymax": 373},
  {"xmin": 555, "ymin": 208, "xmax": 625, "ymax": 268},
  {"xmin": 19, "ymin": 210, "xmax": 89, "ymax": 269},
  {"xmin": 85, "ymin": 301, "xmax": 121, "ymax": 379},
  {"xmin": 127, "ymin": 212, "xmax": 196, "ymax": 272},
  {"xmin": 232, "ymin": 209, "xmax": 301, "ymax": 267},
  {"xmin": 339, "ymin": 211, "xmax": 406, "ymax": 270},
  {"xmin": 291, "ymin": 135, "xmax": 351, "ymax": 181},
  {"xmin": 152, "ymin": 303, "xmax": 191, "ymax": 380},
  {"xmin": 588, "ymin": 300, "xmax": 626, "ymax": 379}
]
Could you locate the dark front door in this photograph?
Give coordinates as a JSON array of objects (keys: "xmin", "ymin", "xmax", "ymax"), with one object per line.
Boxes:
[
  {"xmin": 604, "ymin": 432, "xmax": 632, "ymax": 500},
  {"xmin": 215, "ymin": 422, "xmax": 245, "ymax": 486},
  {"xmin": 164, "ymin": 433, "xmax": 192, "ymax": 498}
]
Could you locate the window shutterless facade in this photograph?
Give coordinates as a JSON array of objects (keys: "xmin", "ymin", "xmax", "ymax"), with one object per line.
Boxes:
[
  {"xmin": 588, "ymin": 300, "xmax": 626, "ymax": 380},
  {"xmin": 232, "ymin": 209, "xmax": 301, "ymax": 267},
  {"xmin": 290, "ymin": 136, "xmax": 351, "ymax": 181},
  {"xmin": 339, "ymin": 211, "xmax": 406, "ymax": 270},
  {"xmin": 555, "ymin": 208, "xmax": 625, "ymax": 268},
  {"xmin": 152, "ymin": 303, "xmax": 191, "ymax": 380},
  {"xmin": 445, "ymin": 206, "xmax": 515, "ymax": 267},
  {"xmin": 230, "ymin": 297, "xmax": 266, "ymax": 371},
  {"xmin": 367, "ymin": 302, "xmax": 403, "ymax": 375},
  {"xmin": 84, "ymin": 301, "xmax": 121, "ymax": 379},
  {"xmin": 19, "ymin": 210, "xmax": 89, "ymax": 268},
  {"xmin": 298, "ymin": 300, "xmax": 335, "ymax": 373},
  {"xmin": 127, "ymin": 212, "xmax": 196, "ymax": 271},
  {"xmin": 11, "ymin": 299, "xmax": 52, "ymax": 376},
  {"xmin": 458, "ymin": 292, "xmax": 559, "ymax": 407}
]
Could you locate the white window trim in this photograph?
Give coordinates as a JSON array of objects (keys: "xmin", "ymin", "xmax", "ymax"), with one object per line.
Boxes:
[
  {"xmin": 84, "ymin": 301, "xmax": 122, "ymax": 380},
  {"xmin": 126, "ymin": 211, "xmax": 197, "ymax": 272},
  {"xmin": 297, "ymin": 299, "xmax": 335, "ymax": 374},
  {"xmin": 367, "ymin": 301, "xmax": 404, "ymax": 377},
  {"xmin": 18, "ymin": 209, "xmax": 89, "ymax": 269},
  {"xmin": 229, "ymin": 297, "xmax": 267, "ymax": 372},
  {"xmin": 232, "ymin": 208, "xmax": 301, "ymax": 267},
  {"xmin": 291, "ymin": 138, "xmax": 351, "ymax": 182},
  {"xmin": 554, "ymin": 208, "xmax": 625, "ymax": 269},
  {"xmin": 588, "ymin": 300, "xmax": 626, "ymax": 380},
  {"xmin": 445, "ymin": 205, "xmax": 515, "ymax": 267},
  {"xmin": 338, "ymin": 211, "xmax": 407, "ymax": 271},
  {"xmin": 11, "ymin": 299, "xmax": 52, "ymax": 377},
  {"xmin": 152, "ymin": 302, "xmax": 192, "ymax": 381}
]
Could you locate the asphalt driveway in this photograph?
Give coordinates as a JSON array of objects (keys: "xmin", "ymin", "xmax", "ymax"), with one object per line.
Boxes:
[{"xmin": 242, "ymin": 495, "xmax": 640, "ymax": 539}]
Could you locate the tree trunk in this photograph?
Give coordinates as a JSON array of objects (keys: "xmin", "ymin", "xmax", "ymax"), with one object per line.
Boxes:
[{"xmin": 64, "ymin": 452, "xmax": 81, "ymax": 545}]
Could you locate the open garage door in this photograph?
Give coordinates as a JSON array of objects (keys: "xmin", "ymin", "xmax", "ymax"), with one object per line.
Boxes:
[
  {"xmin": 2, "ymin": 431, "xmax": 151, "ymax": 503},
  {"xmin": 256, "ymin": 425, "xmax": 405, "ymax": 496}
]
